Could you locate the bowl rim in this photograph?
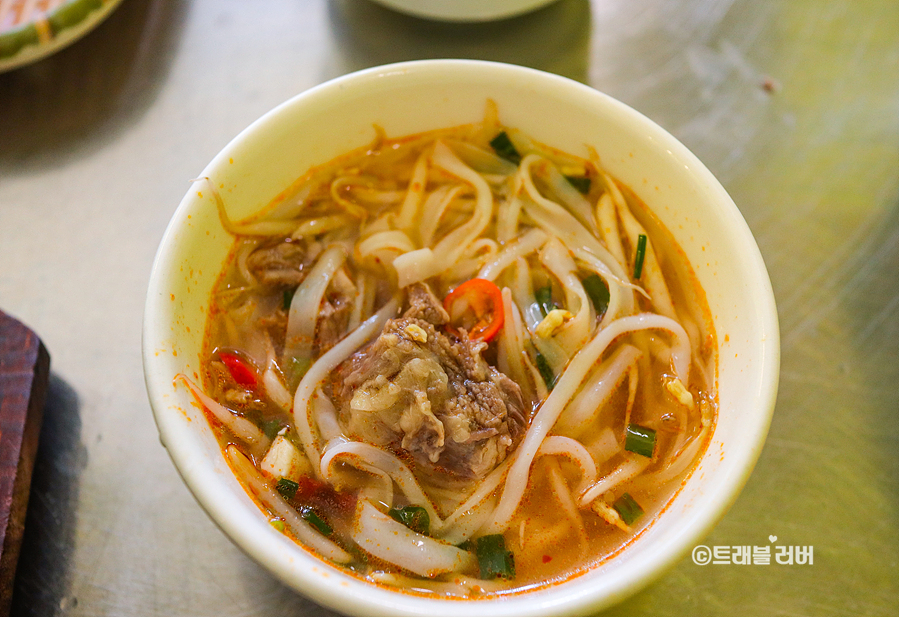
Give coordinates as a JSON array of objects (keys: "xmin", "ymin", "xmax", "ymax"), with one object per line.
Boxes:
[
  {"xmin": 365, "ymin": 0, "xmax": 560, "ymax": 22},
  {"xmin": 143, "ymin": 58, "xmax": 779, "ymax": 617}
]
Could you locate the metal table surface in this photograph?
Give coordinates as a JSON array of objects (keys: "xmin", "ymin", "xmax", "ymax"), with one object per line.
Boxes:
[{"xmin": 1, "ymin": 0, "xmax": 896, "ymax": 615}]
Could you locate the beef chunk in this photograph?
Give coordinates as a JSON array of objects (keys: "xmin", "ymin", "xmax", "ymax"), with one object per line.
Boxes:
[
  {"xmin": 315, "ymin": 295, "xmax": 353, "ymax": 356},
  {"xmin": 404, "ymin": 282, "xmax": 450, "ymax": 325},
  {"xmin": 334, "ymin": 286, "xmax": 526, "ymax": 480},
  {"xmin": 246, "ymin": 239, "xmax": 310, "ymax": 286}
]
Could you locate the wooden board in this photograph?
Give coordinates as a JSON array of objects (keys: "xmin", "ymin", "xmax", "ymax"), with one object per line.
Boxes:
[{"xmin": 0, "ymin": 310, "xmax": 49, "ymax": 615}]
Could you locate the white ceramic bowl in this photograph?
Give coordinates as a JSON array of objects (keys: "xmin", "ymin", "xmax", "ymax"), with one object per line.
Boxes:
[
  {"xmin": 143, "ymin": 59, "xmax": 779, "ymax": 617},
  {"xmin": 366, "ymin": 0, "xmax": 560, "ymax": 22}
]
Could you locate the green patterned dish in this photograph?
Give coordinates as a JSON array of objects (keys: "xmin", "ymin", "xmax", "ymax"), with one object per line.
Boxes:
[{"xmin": 0, "ymin": 0, "xmax": 124, "ymax": 73}]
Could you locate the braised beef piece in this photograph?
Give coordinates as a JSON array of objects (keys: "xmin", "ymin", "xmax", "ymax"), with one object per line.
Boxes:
[
  {"xmin": 404, "ymin": 282, "xmax": 450, "ymax": 325},
  {"xmin": 315, "ymin": 295, "xmax": 353, "ymax": 356},
  {"xmin": 333, "ymin": 283, "xmax": 526, "ymax": 480},
  {"xmin": 246, "ymin": 239, "xmax": 310, "ymax": 286}
]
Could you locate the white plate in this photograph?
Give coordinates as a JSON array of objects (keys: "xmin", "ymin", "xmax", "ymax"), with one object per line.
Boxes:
[{"xmin": 367, "ymin": 0, "xmax": 561, "ymax": 22}]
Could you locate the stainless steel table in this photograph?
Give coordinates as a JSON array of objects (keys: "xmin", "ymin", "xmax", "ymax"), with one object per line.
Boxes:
[{"xmin": 1, "ymin": 0, "xmax": 896, "ymax": 615}]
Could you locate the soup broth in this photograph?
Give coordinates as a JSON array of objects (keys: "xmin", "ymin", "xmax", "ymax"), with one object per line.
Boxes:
[{"xmin": 188, "ymin": 104, "xmax": 716, "ymax": 596}]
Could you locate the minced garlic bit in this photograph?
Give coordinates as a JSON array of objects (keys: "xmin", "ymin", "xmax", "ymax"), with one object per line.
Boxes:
[
  {"xmin": 405, "ymin": 323, "xmax": 428, "ymax": 343},
  {"xmin": 665, "ymin": 377, "xmax": 695, "ymax": 409},
  {"xmin": 535, "ymin": 309, "xmax": 573, "ymax": 338},
  {"xmin": 590, "ymin": 499, "xmax": 629, "ymax": 532}
]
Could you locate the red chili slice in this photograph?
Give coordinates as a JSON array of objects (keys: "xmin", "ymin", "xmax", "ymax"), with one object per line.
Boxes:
[
  {"xmin": 219, "ymin": 352, "xmax": 257, "ymax": 389},
  {"xmin": 443, "ymin": 278, "xmax": 505, "ymax": 342}
]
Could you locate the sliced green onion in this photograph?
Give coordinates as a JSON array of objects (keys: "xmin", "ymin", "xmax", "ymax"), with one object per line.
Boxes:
[
  {"xmin": 283, "ymin": 288, "xmax": 294, "ymax": 311},
  {"xmin": 301, "ymin": 507, "xmax": 333, "ymax": 536},
  {"xmin": 564, "ymin": 175, "xmax": 591, "ymax": 195},
  {"xmin": 535, "ymin": 352, "xmax": 556, "ymax": 391},
  {"xmin": 476, "ymin": 534, "xmax": 515, "ymax": 580},
  {"xmin": 625, "ymin": 423, "xmax": 656, "ymax": 458},
  {"xmin": 288, "ymin": 356, "xmax": 312, "ymax": 388},
  {"xmin": 612, "ymin": 493, "xmax": 644, "ymax": 526},
  {"xmin": 633, "ymin": 234, "xmax": 648, "ymax": 280},
  {"xmin": 457, "ymin": 539, "xmax": 474, "ymax": 551},
  {"xmin": 489, "ymin": 131, "xmax": 521, "ymax": 165},
  {"xmin": 388, "ymin": 506, "xmax": 430, "ymax": 536},
  {"xmin": 535, "ymin": 284, "xmax": 554, "ymax": 317},
  {"xmin": 581, "ymin": 274, "xmax": 610, "ymax": 316},
  {"xmin": 276, "ymin": 477, "xmax": 299, "ymax": 500},
  {"xmin": 262, "ymin": 419, "xmax": 283, "ymax": 440},
  {"xmin": 270, "ymin": 519, "xmax": 286, "ymax": 532}
]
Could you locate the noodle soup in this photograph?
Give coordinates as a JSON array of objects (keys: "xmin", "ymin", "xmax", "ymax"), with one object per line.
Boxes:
[{"xmin": 185, "ymin": 104, "xmax": 716, "ymax": 596}]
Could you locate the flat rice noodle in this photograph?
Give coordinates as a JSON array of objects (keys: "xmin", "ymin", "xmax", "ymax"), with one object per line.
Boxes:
[
  {"xmin": 538, "ymin": 238, "xmax": 594, "ymax": 354},
  {"xmin": 176, "ymin": 374, "xmax": 268, "ymax": 450},
  {"xmin": 538, "ymin": 435, "xmax": 597, "ymax": 495},
  {"xmin": 395, "ymin": 148, "xmax": 430, "ymax": 232},
  {"xmin": 615, "ymin": 194, "xmax": 677, "ymax": 320},
  {"xmin": 320, "ymin": 437, "xmax": 394, "ymax": 508},
  {"xmin": 321, "ymin": 439, "xmax": 444, "ymax": 531},
  {"xmin": 436, "ymin": 495, "xmax": 497, "ymax": 546},
  {"xmin": 357, "ymin": 229, "xmax": 416, "ymax": 258},
  {"xmin": 428, "ymin": 141, "xmax": 494, "ymax": 268},
  {"xmin": 518, "ymin": 155, "xmax": 628, "ymax": 285},
  {"xmin": 312, "ymin": 393, "xmax": 342, "ymax": 442},
  {"xmin": 284, "ymin": 245, "xmax": 347, "ymax": 364},
  {"xmin": 441, "ymin": 456, "xmax": 513, "ymax": 536},
  {"xmin": 537, "ymin": 158, "xmax": 597, "ymax": 233},
  {"xmin": 495, "ymin": 186, "xmax": 524, "ymax": 243},
  {"xmin": 596, "ymin": 192, "xmax": 627, "ymax": 267},
  {"xmin": 292, "ymin": 297, "xmax": 400, "ymax": 476},
  {"xmin": 553, "ymin": 344, "xmax": 642, "ymax": 438},
  {"xmin": 225, "ymin": 445, "xmax": 353, "ymax": 564},
  {"xmin": 578, "ymin": 454, "xmax": 651, "ymax": 506},
  {"xmin": 419, "ymin": 184, "xmax": 467, "ymax": 247},
  {"xmin": 510, "ymin": 257, "xmax": 543, "ymax": 331},
  {"xmin": 444, "ymin": 139, "xmax": 518, "ymax": 177},
  {"xmin": 583, "ymin": 427, "xmax": 621, "ymax": 466},
  {"xmin": 353, "ymin": 501, "xmax": 476, "ymax": 578},
  {"xmin": 234, "ymin": 239, "xmax": 259, "ymax": 285},
  {"xmin": 498, "ymin": 288, "xmax": 539, "ymax": 406},
  {"xmin": 393, "ymin": 247, "xmax": 440, "ymax": 288},
  {"xmin": 290, "ymin": 214, "xmax": 352, "ymax": 240},
  {"xmin": 477, "ymin": 228, "xmax": 547, "ymax": 282},
  {"xmin": 545, "ymin": 458, "xmax": 588, "ymax": 550},
  {"xmin": 483, "ymin": 313, "xmax": 691, "ymax": 534},
  {"xmin": 263, "ymin": 361, "xmax": 293, "ymax": 412}
]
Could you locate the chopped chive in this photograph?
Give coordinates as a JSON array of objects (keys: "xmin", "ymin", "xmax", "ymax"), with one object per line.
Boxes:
[
  {"xmin": 535, "ymin": 352, "xmax": 556, "ymax": 390},
  {"xmin": 262, "ymin": 419, "xmax": 283, "ymax": 440},
  {"xmin": 389, "ymin": 506, "xmax": 430, "ymax": 535},
  {"xmin": 301, "ymin": 507, "xmax": 333, "ymax": 536},
  {"xmin": 535, "ymin": 284, "xmax": 555, "ymax": 317},
  {"xmin": 489, "ymin": 131, "xmax": 521, "ymax": 165},
  {"xmin": 476, "ymin": 534, "xmax": 515, "ymax": 580},
  {"xmin": 565, "ymin": 175, "xmax": 591, "ymax": 195},
  {"xmin": 270, "ymin": 519, "xmax": 286, "ymax": 532},
  {"xmin": 633, "ymin": 234, "xmax": 648, "ymax": 279},
  {"xmin": 625, "ymin": 423, "xmax": 656, "ymax": 458},
  {"xmin": 276, "ymin": 477, "xmax": 300, "ymax": 500},
  {"xmin": 581, "ymin": 274, "xmax": 610, "ymax": 316},
  {"xmin": 612, "ymin": 493, "xmax": 644, "ymax": 526}
]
